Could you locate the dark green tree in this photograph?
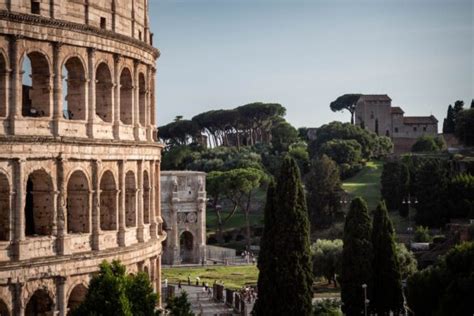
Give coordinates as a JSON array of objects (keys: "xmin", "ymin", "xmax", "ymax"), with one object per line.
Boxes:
[
  {"xmin": 311, "ymin": 239, "xmax": 343, "ymax": 287},
  {"xmin": 443, "ymin": 105, "xmax": 455, "ymax": 133},
  {"xmin": 371, "ymin": 201, "xmax": 404, "ymax": 315},
  {"xmin": 447, "ymin": 173, "xmax": 474, "ymax": 219},
  {"xmin": 407, "ymin": 242, "xmax": 474, "ymax": 316},
  {"xmin": 306, "ymin": 155, "xmax": 342, "ymax": 228},
  {"xmin": 329, "ymin": 94, "xmax": 362, "ymax": 124},
  {"xmin": 319, "ymin": 139, "xmax": 362, "ymax": 165},
  {"xmin": 166, "ymin": 291, "xmax": 194, "ymax": 316},
  {"xmin": 411, "ymin": 136, "xmax": 443, "ymax": 152},
  {"xmin": 254, "ymin": 156, "xmax": 313, "ymax": 315},
  {"xmin": 414, "ymin": 159, "xmax": 449, "ymax": 227},
  {"xmin": 381, "ymin": 160, "xmax": 409, "ymax": 214},
  {"xmin": 341, "ymin": 197, "xmax": 373, "ymax": 316},
  {"xmin": 72, "ymin": 260, "xmax": 159, "ymax": 316},
  {"xmin": 271, "ymin": 120, "xmax": 299, "ymax": 152},
  {"xmin": 455, "ymin": 108, "xmax": 474, "ymax": 146}
]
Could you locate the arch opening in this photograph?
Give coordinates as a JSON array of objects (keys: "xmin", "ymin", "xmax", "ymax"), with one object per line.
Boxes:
[
  {"xmin": 120, "ymin": 68, "xmax": 133, "ymax": 125},
  {"xmin": 125, "ymin": 171, "xmax": 137, "ymax": 228},
  {"xmin": 0, "ymin": 173, "xmax": 10, "ymax": 241},
  {"xmin": 143, "ymin": 171, "xmax": 150, "ymax": 224},
  {"xmin": 0, "ymin": 54, "xmax": 7, "ymax": 117},
  {"xmin": 99, "ymin": 171, "xmax": 117, "ymax": 231},
  {"xmin": 67, "ymin": 171, "xmax": 90, "ymax": 234},
  {"xmin": 62, "ymin": 57, "xmax": 86, "ymax": 120},
  {"xmin": 95, "ymin": 63, "xmax": 113, "ymax": 123},
  {"xmin": 0, "ymin": 298, "xmax": 9, "ymax": 316},
  {"xmin": 180, "ymin": 231, "xmax": 194, "ymax": 263},
  {"xmin": 25, "ymin": 289, "xmax": 53, "ymax": 316},
  {"xmin": 138, "ymin": 73, "xmax": 146, "ymax": 126},
  {"xmin": 67, "ymin": 284, "xmax": 87, "ymax": 315},
  {"xmin": 22, "ymin": 52, "xmax": 51, "ymax": 118},
  {"xmin": 25, "ymin": 170, "xmax": 54, "ymax": 237}
]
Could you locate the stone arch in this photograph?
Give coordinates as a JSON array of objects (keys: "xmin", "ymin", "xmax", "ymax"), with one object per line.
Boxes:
[
  {"xmin": 62, "ymin": 56, "xmax": 86, "ymax": 120},
  {"xmin": 180, "ymin": 230, "xmax": 194, "ymax": 263},
  {"xmin": 95, "ymin": 62, "xmax": 113, "ymax": 123},
  {"xmin": 0, "ymin": 51, "xmax": 7, "ymax": 118},
  {"xmin": 143, "ymin": 265, "xmax": 149, "ymax": 276},
  {"xmin": 119, "ymin": 67, "xmax": 133, "ymax": 125},
  {"xmin": 138, "ymin": 72, "xmax": 146, "ymax": 126},
  {"xmin": 125, "ymin": 171, "xmax": 137, "ymax": 227},
  {"xmin": 99, "ymin": 170, "xmax": 117, "ymax": 231},
  {"xmin": 67, "ymin": 284, "xmax": 87, "ymax": 315},
  {"xmin": 67, "ymin": 170, "xmax": 90, "ymax": 234},
  {"xmin": 0, "ymin": 172, "xmax": 10, "ymax": 241},
  {"xmin": 143, "ymin": 170, "xmax": 150, "ymax": 224},
  {"xmin": 25, "ymin": 289, "xmax": 54, "ymax": 316},
  {"xmin": 0, "ymin": 297, "xmax": 9, "ymax": 316},
  {"xmin": 21, "ymin": 51, "xmax": 52, "ymax": 118},
  {"xmin": 25, "ymin": 169, "xmax": 54, "ymax": 237}
]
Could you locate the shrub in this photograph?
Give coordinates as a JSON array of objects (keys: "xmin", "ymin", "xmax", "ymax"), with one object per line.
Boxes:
[{"xmin": 413, "ymin": 226, "xmax": 431, "ymax": 242}]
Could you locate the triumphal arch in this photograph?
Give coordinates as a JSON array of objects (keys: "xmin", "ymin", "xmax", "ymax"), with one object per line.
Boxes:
[{"xmin": 0, "ymin": 0, "xmax": 165, "ymax": 314}]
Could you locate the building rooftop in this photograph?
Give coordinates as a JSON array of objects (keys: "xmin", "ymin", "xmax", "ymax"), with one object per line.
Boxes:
[
  {"xmin": 358, "ymin": 94, "xmax": 392, "ymax": 102},
  {"xmin": 390, "ymin": 106, "xmax": 405, "ymax": 114},
  {"xmin": 403, "ymin": 115, "xmax": 438, "ymax": 124}
]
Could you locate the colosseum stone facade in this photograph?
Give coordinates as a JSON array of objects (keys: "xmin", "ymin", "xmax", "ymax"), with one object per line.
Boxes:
[{"xmin": 0, "ymin": 1, "xmax": 165, "ymax": 315}]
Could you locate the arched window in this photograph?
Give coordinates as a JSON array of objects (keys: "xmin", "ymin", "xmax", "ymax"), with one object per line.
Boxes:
[
  {"xmin": 0, "ymin": 298, "xmax": 9, "ymax": 316},
  {"xmin": 138, "ymin": 73, "xmax": 146, "ymax": 126},
  {"xmin": 67, "ymin": 171, "xmax": 90, "ymax": 234},
  {"xmin": 67, "ymin": 284, "xmax": 87, "ymax": 315},
  {"xmin": 99, "ymin": 171, "xmax": 117, "ymax": 231},
  {"xmin": 25, "ymin": 170, "xmax": 54, "ymax": 237},
  {"xmin": 180, "ymin": 231, "xmax": 194, "ymax": 263},
  {"xmin": 63, "ymin": 57, "xmax": 86, "ymax": 120},
  {"xmin": 0, "ymin": 53, "xmax": 7, "ymax": 118},
  {"xmin": 95, "ymin": 63, "xmax": 113, "ymax": 123},
  {"xmin": 22, "ymin": 52, "xmax": 51, "ymax": 118},
  {"xmin": 149, "ymin": 77, "xmax": 155, "ymax": 126},
  {"xmin": 0, "ymin": 173, "xmax": 10, "ymax": 241},
  {"xmin": 25, "ymin": 289, "xmax": 53, "ymax": 316},
  {"xmin": 143, "ymin": 171, "xmax": 150, "ymax": 224},
  {"xmin": 120, "ymin": 68, "xmax": 133, "ymax": 125},
  {"xmin": 125, "ymin": 171, "xmax": 136, "ymax": 227}
]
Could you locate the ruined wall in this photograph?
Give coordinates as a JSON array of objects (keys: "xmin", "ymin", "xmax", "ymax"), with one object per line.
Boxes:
[{"xmin": 0, "ymin": 1, "xmax": 165, "ymax": 314}]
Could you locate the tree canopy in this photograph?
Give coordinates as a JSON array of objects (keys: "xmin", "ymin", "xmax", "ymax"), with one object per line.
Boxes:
[{"xmin": 329, "ymin": 94, "xmax": 362, "ymax": 124}]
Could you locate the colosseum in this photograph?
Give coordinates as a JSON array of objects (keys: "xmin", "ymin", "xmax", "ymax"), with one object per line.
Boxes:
[{"xmin": 0, "ymin": 1, "xmax": 166, "ymax": 315}]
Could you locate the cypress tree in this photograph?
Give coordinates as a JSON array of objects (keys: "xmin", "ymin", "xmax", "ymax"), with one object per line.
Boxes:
[
  {"xmin": 372, "ymin": 201, "xmax": 404, "ymax": 315},
  {"xmin": 254, "ymin": 156, "xmax": 313, "ymax": 315},
  {"xmin": 341, "ymin": 197, "xmax": 373, "ymax": 316}
]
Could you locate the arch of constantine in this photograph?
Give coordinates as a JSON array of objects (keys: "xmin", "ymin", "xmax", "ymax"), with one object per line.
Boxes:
[{"xmin": 0, "ymin": 1, "xmax": 166, "ymax": 315}]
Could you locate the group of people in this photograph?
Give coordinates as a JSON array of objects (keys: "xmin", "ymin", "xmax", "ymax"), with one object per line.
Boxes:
[
  {"xmin": 241, "ymin": 250, "xmax": 257, "ymax": 264},
  {"xmin": 238, "ymin": 286, "xmax": 257, "ymax": 304}
]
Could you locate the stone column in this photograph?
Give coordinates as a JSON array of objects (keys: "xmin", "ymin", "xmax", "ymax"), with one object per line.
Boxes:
[
  {"xmin": 56, "ymin": 157, "xmax": 71, "ymax": 255},
  {"xmin": 87, "ymin": 48, "xmax": 96, "ymax": 138},
  {"xmin": 145, "ymin": 66, "xmax": 151, "ymax": 141},
  {"xmin": 56, "ymin": 277, "xmax": 67, "ymax": 316},
  {"xmin": 156, "ymin": 255, "xmax": 162, "ymax": 308},
  {"xmin": 12, "ymin": 158, "xmax": 25, "ymax": 260},
  {"xmin": 85, "ymin": 0, "xmax": 90, "ymax": 24},
  {"xmin": 150, "ymin": 256, "xmax": 156, "ymax": 291},
  {"xmin": 13, "ymin": 282, "xmax": 24, "ymax": 316},
  {"xmin": 91, "ymin": 159, "xmax": 101, "ymax": 250},
  {"xmin": 197, "ymin": 175, "xmax": 207, "ymax": 262},
  {"xmin": 1, "ymin": 65, "xmax": 10, "ymax": 119},
  {"xmin": 133, "ymin": 60, "xmax": 140, "ymax": 140},
  {"xmin": 112, "ymin": 0, "xmax": 117, "ymax": 31},
  {"xmin": 137, "ymin": 160, "xmax": 145, "ymax": 242},
  {"xmin": 8, "ymin": 35, "xmax": 20, "ymax": 135},
  {"xmin": 150, "ymin": 67, "xmax": 157, "ymax": 141},
  {"xmin": 149, "ymin": 160, "xmax": 157, "ymax": 238},
  {"xmin": 113, "ymin": 54, "xmax": 121, "ymax": 139},
  {"xmin": 118, "ymin": 160, "xmax": 126, "ymax": 246},
  {"xmin": 52, "ymin": 42, "xmax": 63, "ymax": 136}
]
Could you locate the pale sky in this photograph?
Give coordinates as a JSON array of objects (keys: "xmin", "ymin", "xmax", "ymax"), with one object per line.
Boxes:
[{"xmin": 149, "ymin": 0, "xmax": 473, "ymax": 129}]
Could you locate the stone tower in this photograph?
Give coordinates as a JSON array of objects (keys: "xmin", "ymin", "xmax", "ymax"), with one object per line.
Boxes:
[{"xmin": 0, "ymin": 1, "xmax": 166, "ymax": 315}]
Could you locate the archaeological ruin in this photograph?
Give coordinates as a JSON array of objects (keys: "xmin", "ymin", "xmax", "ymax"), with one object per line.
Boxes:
[
  {"xmin": 0, "ymin": 1, "xmax": 166, "ymax": 315},
  {"xmin": 161, "ymin": 171, "xmax": 207, "ymax": 265}
]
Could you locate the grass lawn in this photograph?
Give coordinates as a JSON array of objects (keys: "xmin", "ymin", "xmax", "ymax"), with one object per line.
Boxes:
[
  {"xmin": 342, "ymin": 160, "xmax": 414, "ymax": 233},
  {"xmin": 342, "ymin": 161, "xmax": 382, "ymax": 211},
  {"xmin": 162, "ymin": 265, "xmax": 259, "ymax": 290},
  {"xmin": 206, "ymin": 210, "xmax": 264, "ymax": 234}
]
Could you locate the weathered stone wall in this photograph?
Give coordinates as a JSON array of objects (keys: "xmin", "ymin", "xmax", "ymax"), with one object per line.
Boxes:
[
  {"xmin": 161, "ymin": 171, "xmax": 207, "ymax": 265},
  {"xmin": 0, "ymin": 1, "xmax": 165, "ymax": 315}
]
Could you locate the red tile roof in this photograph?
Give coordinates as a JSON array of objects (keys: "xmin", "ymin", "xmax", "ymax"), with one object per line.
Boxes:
[
  {"xmin": 390, "ymin": 107, "xmax": 405, "ymax": 114},
  {"xmin": 359, "ymin": 94, "xmax": 392, "ymax": 102},
  {"xmin": 403, "ymin": 115, "xmax": 438, "ymax": 124}
]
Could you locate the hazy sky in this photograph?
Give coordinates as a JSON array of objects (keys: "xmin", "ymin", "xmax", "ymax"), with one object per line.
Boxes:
[{"xmin": 149, "ymin": 0, "xmax": 473, "ymax": 129}]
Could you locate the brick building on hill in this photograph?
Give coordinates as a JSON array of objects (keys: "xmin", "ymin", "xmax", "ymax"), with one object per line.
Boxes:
[{"xmin": 354, "ymin": 94, "xmax": 438, "ymax": 153}]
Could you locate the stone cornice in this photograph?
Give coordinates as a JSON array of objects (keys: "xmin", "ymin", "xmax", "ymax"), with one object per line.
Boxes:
[{"xmin": 0, "ymin": 10, "xmax": 160, "ymax": 59}]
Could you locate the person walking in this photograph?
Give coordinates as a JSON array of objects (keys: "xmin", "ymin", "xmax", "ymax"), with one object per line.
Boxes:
[
  {"xmin": 187, "ymin": 275, "xmax": 191, "ymax": 286},
  {"xmin": 178, "ymin": 280, "xmax": 182, "ymax": 290}
]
